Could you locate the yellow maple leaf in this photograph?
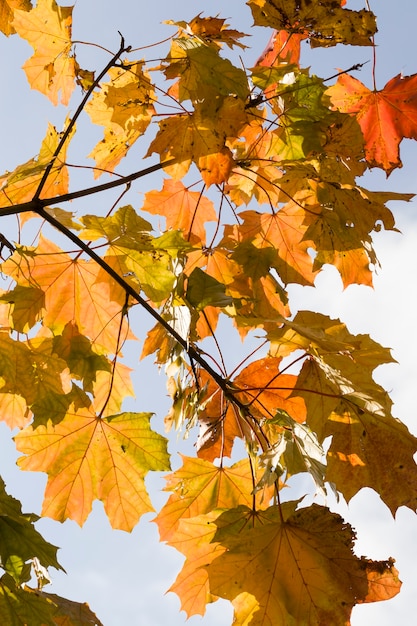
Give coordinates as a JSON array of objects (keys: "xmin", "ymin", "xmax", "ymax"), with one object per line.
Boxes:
[
  {"xmin": 0, "ymin": 0, "xmax": 31, "ymax": 36},
  {"xmin": 12, "ymin": 0, "xmax": 75, "ymax": 105},
  {"xmin": 146, "ymin": 96, "xmax": 247, "ymax": 185},
  {"xmin": 15, "ymin": 408, "xmax": 171, "ymax": 530},
  {"xmin": 155, "ymin": 456, "xmax": 273, "ymax": 543},
  {"xmin": 0, "ymin": 123, "xmax": 70, "ymax": 213},
  {"xmin": 205, "ymin": 504, "xmax": 400, "ymax": 625},
  {"xmin": 86, "ymin": 61, "xmax": 156, "ymax": 176}
]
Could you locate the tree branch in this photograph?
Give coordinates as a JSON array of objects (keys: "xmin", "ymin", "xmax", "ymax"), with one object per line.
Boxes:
[
  {"xmin": 0, "ymin": 159, "xmax": 176, "ymax": 217},
  {"xmin": 32, "ymin": 35, "xmax": 132, "ymax": 202},
  {"xmin": 32, "ymin": 201, "xmax": 250, "ymax": 416}
]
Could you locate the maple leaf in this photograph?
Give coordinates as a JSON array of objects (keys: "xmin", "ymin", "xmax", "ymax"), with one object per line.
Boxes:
[
  {"xmin": 272, "ymin": 312, "xmax": 417, "ymax": 512},
  {"xmin": 248, "ymin": 0, "xmax": 376, "ymax": 47},
  {"xmin": 80, "ymin": 206, "xmax": 179, "ymax": 305},
  {"xmin": 233, "ymin": 356, "xmax": 306, "ymax": 423},
  {"xmin": 327, "ymin": 72, "xmax": 417, "ymax": 174},
  {"xmin": 325, "ymin": 399, "xmax": 417, "ymax": 514},
  {"xmin": 163, "ymin": 36, "xmax": 249, "ymax": 103},
  {"xmin": 0, "ymin": 574, "xmax": 58, "ymax": 626},
  {"xmin": 169, "ymin": 503, "xmax": 400, "ymax": 624},
  {"xmin": 0, "ymin": 393, "xmax": 31, "ymax": 429},
  {"xmin": 146, "ymin": 96, "xmax": 247, "ymax": 185},
  {"xmin": 12, "ymin": 0, "xmax": 76, "ymax": 105},
  {"xmin": 195, "ymin": 371, "xmax": 248, "ymax": 462},
  {"xmin": 15, "ymin": 408, "xmax": 170, "ymax": 530},
  {"xmin": 166, "ymin": 509, "xmax": 225, "ymax": 617},
  {"xmin": 0, "ymin": 0, "xmax": 31, "ymax": 36},
  {"xmin": 86, "ymin": 61, "xmax": 156, "ymax": 176},
  {"xmin": 141, "ymin": 320, "xmax": 177, "ymax": 364},
  {"xmin": 0, "ymin": 476, "xmax": 62, "ymax": 584},
  {"xmin": 0, "ymin": 123, "xmax": 70, "ymax": 210},
  {"xmin": 224, "ymin": 208, "xmax": 317, "ymax": 286},
  {"xmin": 142, "ymin": 180, "xmax": 217, "ymax": 244},
  {"xmin": 155, "ymin": 456, "xmax": 273, "ymax": 543},
  {"xmin": 1, "ymin": 235, "xmax": 133, "ymax": 352},
  {"xmin": 0, "ymin": 332, "xmax": 72, "ymax": 429},
  {"xmin": 90, "ymin": 362, "xmax": 135, "ymax": 418},
  {"xmin": 52, "ymin": 322, "xmax": 112, "ymax": 394},
  {"xmin": 167, "ymin": 14, "xmax": 248, "ymax": 50},
  {"xmin": 254, "ymin": 29, "xmax": 306, "ymax": 67},
  {"xmin": 38, "ymin": 590, "xmax": 105, "ymax": 626},
  {"xmin": 186, "ymin": 267, "xmax": 232, "ymax": 311}
]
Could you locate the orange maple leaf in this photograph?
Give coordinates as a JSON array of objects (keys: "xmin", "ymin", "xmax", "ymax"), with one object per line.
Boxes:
[
  {"xmin": 206, "ymin": 504, "xmax": 401, "ymax": 624},
  {"xmin": 142, "ymin": 180, "xmax": 217, "ymax": 244},
  {"xmin": 1, "ymin": 236, "xmax": 132, "ymax": 352},
  {"xmin": 233, "ymin": 356, "xmax": 306, "ymax": 423},
  {"xmin": 196, "ymin": 371, "xmax": 249, "ymax": 462},
  {"xmin": 167, "ymin": 502, "xmax": 400, "ymax": 623},
  {"xmin": 0, "ymin": 123, "xmax": 70, "ymax": 212},
  {"xmin": 327, "ymin": 72, "xmax": 417, "ymax": 174},
  {"xmin": 12, "ymin": 0, "xmax": 75, "ymax": 105},
  {"xmin": 155, "ymin": 455, "xmax": 272, "ymax": 543},
  {"xmin": 0, "ymin": 0, "xmax": 31, "ymax": 36},
  {"xmin": 225, "ymin": 208, "xmax": 317, "ymax": 286},
  {"xmin": 86, "ymin": 61, "xmax": 156, "ymax": 176},
  {"xmin": 15, "ymin": 408, "xmax": 170, "ymax": 530},
  {"xmin": 255, "ymin": 30, "xmax": 306, "ymax": 67}
]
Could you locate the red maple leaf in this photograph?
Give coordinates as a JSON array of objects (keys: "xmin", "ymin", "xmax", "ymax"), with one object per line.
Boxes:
[{"xmin": 327, "ymin": 72, "xmax": 417, "ymax": 174}]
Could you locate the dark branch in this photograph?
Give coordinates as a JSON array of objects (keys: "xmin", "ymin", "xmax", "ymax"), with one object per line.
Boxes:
[{"xmin": 32, "ymin": 38, "xmax": 132, "ymax": 202}]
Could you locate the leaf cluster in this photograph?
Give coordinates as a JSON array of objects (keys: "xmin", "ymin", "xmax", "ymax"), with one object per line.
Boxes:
[{"xmin": 0, "ymin": 0, "xmax": 415, "ymax": 624}]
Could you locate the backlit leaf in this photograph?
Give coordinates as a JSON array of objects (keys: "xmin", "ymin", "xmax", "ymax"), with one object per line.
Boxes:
[
  {"xmin": 86, "ymin": 61, "xmax": 156, "ymax": 176},
  {"xmin": 155, "ymin": 456, "xmax": 272, "ymax": 542},
  {"xmin": 15, "ymin": 409, "xmax": 171, "ymax": 531},
  {"xmin": 327, "ymin": 72, "xmax": 417, "ymax": 173},
  {"xmin": 0, "ymin": 477, "xmax": 62, "ymax": 584},
  {"xmin": 233, "ymin": 356, "xmax": 306, "ymax": 423},
  {"xmin": 326, "ymin": 400, "xmax": 417, "ymax": 514},
  {"xmin": 146, "ymin": 96, "xmax": 247, "ymax": 184},
  {"xmin": 248, "ymin": 0, "xmax": 376, "ymax": 47},
  {"xmin": 186, "ymin": 267, "xmax": 232, "ymax": 311},
  {"xmin": 0, "ymin": 123, "xmax": 70, "ymax": 210},
  {"xmin": 12, "ymin": 0, "xmax": 75, "ymax": 104},
  {"xmin": 0, "ymin": 574, "xmax": 57, "ymax": 626},
  {"xmin": 0, "ymin": 0, "xmax": 31, "ymax": 36},
  {"xmin": 38, "ymin": 591, "xmax": 105, "ymax": 625},
  {"xmin": 167, "ymin": 15, "xmax": 248, "ymax": 50},
  {"xmin": 1, "ymin": 236, "xmax": 132, "ymax": 352},
  {"xmin": 164, "ymin": 36, "xmax": 249, "ymax": 102},
  {"xmin": 206, "ymin": 504, "xmax": 400, "ymax": 625},
  {"xmin": 0, "ymin": 284, "xmax": 45, "ymax": 333}
]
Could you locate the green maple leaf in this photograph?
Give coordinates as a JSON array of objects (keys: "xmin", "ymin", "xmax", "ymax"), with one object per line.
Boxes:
[
  {"xmin": 0, "ymin": 574, "xmax": 57, "ymax": 626},
  {"xmin": 0, "ymin": 477, "xmax": 62, "ymax": 584},
  {"xmin": 186, "ymin": 267, "xmax": 232, "ymax": 310},
  {"xmin": 0, "ymin": 285, "xmax": 45, "ymax": 334}
]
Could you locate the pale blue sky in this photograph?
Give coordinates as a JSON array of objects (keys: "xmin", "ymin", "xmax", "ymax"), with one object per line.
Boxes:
[{"xmin": 0, "ymin": 2, "xmax": 417, "ymax": 625}]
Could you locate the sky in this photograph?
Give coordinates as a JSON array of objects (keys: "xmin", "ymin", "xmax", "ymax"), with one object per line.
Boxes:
[{"xmin": 0, "ymin": 1, "xmax": 417, "ymax": 625}]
